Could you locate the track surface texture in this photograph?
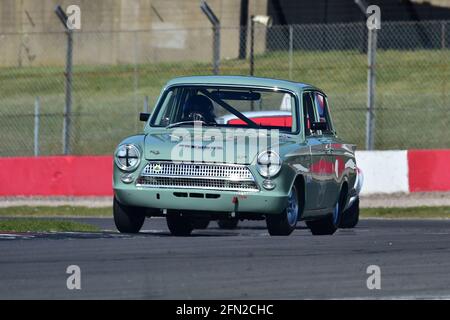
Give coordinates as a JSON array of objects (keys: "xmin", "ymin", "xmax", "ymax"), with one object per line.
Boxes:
[{"xmin": 0, "ymin": 218, "xmax": 449, "ymax": 299}]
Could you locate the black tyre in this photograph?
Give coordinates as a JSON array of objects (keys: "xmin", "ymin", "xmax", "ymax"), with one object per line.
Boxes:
[
  {"xmin": 217, "ymin": 218, "xmax": 239, "ymax": 229},
  {"xmin": 306, "ymin": 216, "xmax": 337, "ymax": 235},
  {"xmin": 306, "ymin": 188, "xmax": 346, "ymax": 236},
  {"xmin": 339, "ymin": 197, "xmax": 359, "ymax": 228},
  {"xmin": 192, "ymin": 218, "xmax": 210, "ymax": 229},
  {"xmin": 266, "ymin": 185, "xmax": 299, "ymax": 236},
  {"xmin": 166, "ymin": 212, "xmax": 193, "ymax": 236},
  {"xmin": 113, "ymin": 197, "xmax": 145, "ymax": 233}
]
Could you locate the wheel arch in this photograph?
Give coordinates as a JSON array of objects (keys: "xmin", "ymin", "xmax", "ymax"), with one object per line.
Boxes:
[
  {"xmin": 339, "ymin": 179, "xmax": 349, "ymax": 211},
  {"xmin": 292, "ymin": 174, "xmax": 306, "ymax": 219}
]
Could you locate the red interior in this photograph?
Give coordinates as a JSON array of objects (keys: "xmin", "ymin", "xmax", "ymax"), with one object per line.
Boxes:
[{"xmin": 228, "ymin": 116, "xmax": 292, "ymax": 128}]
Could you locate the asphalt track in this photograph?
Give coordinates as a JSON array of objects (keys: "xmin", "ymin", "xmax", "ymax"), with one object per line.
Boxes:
[{"xmin": 0, "ymin": 218, "xmax": 449, "ymax": 299}]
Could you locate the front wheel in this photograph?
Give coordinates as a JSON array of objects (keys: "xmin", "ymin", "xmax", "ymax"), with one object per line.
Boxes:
[
  {"xmin": 266, "ymin": 185, "xmax": 299, "ymax": 236},
  {"xmin": 113, "ymin": 197, "xmax": 146, "ymax": 233},
  {"xmin": 166, "ymin": 212, "xmax": 194, "ymax": 236}
]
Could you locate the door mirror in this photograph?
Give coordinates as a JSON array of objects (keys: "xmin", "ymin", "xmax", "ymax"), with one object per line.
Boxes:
[
  {"xmin": 311, "ymin": 121, "xmax": 327, "ymax": 131},
  {"xmin": 140, "ymin": 113, "xmax": 151, "ymax": 122}
]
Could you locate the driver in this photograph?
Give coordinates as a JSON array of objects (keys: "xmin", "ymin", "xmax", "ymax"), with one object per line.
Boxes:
[{"xmin": 183, "ymin": 95, "xmax": 216, "ymax": 124}]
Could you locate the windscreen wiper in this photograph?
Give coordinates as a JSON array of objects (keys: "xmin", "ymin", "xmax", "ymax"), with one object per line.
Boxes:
[{"xmin": 166, "ymin": 120, "xmax": 208, "ymax": 129}]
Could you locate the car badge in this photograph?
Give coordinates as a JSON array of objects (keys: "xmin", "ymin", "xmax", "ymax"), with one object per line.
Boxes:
[{"xmin": 153, "ymin": 164, "xmax": 162, "ymax": 173}]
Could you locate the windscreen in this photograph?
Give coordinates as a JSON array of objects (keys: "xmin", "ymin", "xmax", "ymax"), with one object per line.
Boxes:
[{"xmin": 150, "ymin": 86, "xmax": 297, "ymax": 132}]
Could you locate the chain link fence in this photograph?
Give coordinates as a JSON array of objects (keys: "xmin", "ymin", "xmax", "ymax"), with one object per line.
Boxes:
[{"xmin": 0, "ymin": 20, "xmax": 449, "ymax": 156}]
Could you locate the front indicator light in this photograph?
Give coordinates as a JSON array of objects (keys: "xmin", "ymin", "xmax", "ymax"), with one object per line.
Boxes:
[
  {"xmin": 120, "ymin": 173, "xmax": 134, "ymax": 184},
  {"xmin": 262, "ymin": 179, "xmax": 276, "ymax": 190}
]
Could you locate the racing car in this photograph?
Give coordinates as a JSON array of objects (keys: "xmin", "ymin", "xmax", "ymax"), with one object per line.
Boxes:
[{"xmin": 113, "ymin": 76, "xmax": 361, "ymax": 236}]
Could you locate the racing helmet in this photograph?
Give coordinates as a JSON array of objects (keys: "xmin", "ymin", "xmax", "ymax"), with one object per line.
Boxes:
[{"xmin": 183, "ymin": 95, "xmax": 216, "ymax": 123}]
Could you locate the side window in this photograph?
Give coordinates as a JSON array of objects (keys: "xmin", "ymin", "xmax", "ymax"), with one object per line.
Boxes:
[
  {"xmin": 312, "ymin": 92, "xmax": 333, "ymax": 133},
  {"xmin": 153, "ymin": 90, "xmax": 174, "ymax": 126},
  {"xmin": 302, "ymin": 92, "xmax": 316, "ymax": 136}
]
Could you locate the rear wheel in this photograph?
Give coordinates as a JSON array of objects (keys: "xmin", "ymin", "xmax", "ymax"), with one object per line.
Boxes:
[
  {"xmin": 166, "ymin": 212, "xmax": 193, "ymax": 236},
  {"xmin": 266, "ymin": 185, "xmax": 299, "ymax": 236},
  {"xmin": 113, "ymin": 197, "xmax": 146, "ymax": 233},
  {"xmin": 339, "ymin": 197, "xmax": 359, "ymax": 228},
  {"xmin": 307, "ymin": 189, "xmax": 346, "ymax": 236},
  {"xmin": 217, "ymin": 218, "xmax": 239, "ymax": 229}
]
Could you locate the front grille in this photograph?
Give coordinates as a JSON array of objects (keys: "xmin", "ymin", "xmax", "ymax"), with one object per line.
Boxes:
[
  {"xmin": 137, "ymin": 162, "xmax": 258, "ymax": 192},
  {"xmin": 141, "ymin": 162, "xmax": 253, "ymax": 180},
  {"xmin": 136, "ymin": 176, "xmax": 259, "ymax": 191}
]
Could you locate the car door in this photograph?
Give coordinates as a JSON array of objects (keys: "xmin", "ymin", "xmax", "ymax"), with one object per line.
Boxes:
[
  {"xmin": 311, "ymin": 91, "xmax": 339, "ymax": 210},
  {"xmin": 303, "ymin": 92, "xmax": 328, "ymax": 210}
]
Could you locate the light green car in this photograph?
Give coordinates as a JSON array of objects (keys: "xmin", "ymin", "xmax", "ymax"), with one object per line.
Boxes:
[{"xmin": 113, "ymin": 76, "xmax": 360, "ymax": 236}]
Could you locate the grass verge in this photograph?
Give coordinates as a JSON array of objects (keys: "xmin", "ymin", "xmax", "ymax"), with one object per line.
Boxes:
[
  {"xmin": 1, "ymin": 205, "xmax": 450, "ymax": 219},
  {"xmin": 360, "ymin": 206, "xmax": 450, "ymax": 219},
  {"xmin": 0, "ymin": 206, "xmax": 111, "ymax": 218},
  {"xmin": 0, "ymin": 219, "xmax": 99, "ymax": 232}
]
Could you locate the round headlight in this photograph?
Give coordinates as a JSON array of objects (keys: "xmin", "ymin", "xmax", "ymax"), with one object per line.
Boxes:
[
  {"xmin": 115, "ymin": 144, "xmax": 141, "ymax": 172},
  {"xmin": 256, "ymin": 150, "xmax": 282, "ymax": 178}
]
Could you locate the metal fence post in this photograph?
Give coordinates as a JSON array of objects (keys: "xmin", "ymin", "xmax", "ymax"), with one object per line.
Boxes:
[
  {"xmin": 34, "ymin": 97, "xmax": 40, "ymax": 157},
  {"xmin": 144, "ymin": 96, "xmax": 149, "ymax": 113},
  {"xmin": 288, "ymin": 25, "xmax": 293, "ymax": 80},
  {"xmin": 55, "ymin": 5, "xmax": 73, "ymax": 155},
  {"xmin": 200, "ymin": 1, "xmax": 221, "ymax": 75},
  {"xmin": 442, "ymin": 21, "xmax": 446, "ymax": 50},
  {"xmin": 214, "ymin": 24, "xmax": 221, "ymax": 75},
  {"xmin": 355, "ymin": 0, "xmax": 378, "ymax": 150},
  {"xmin": 134, "ymin": 32, "xmax": 139, "ymax": 131},
  {"xmin": 250, "ymin": 17, "xmax": 255, "ymax": 76},
  {"xmin": 63, "ymin": 29, "xmax": 73, "ymax": 155},
  {"xmin": 366, "ymin": 28, "xmax": 377, "ymax": 150},
  {"xmin": 238, "ymin": 0, "xmax": 249, "ymax": 59}
]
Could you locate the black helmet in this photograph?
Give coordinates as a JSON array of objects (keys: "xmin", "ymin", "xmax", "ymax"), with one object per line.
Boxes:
[{"xmin": 183, "ymin": 95, "xmax": 216, "ymax": 123}]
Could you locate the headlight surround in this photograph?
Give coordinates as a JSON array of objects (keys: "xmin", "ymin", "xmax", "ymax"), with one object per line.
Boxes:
[
  {"xmin": 114, "ymin": 144, "xmax": 141, "ymax": 172},
  {"xmin": 256, "ymin": 150, "xmax": 282, "ymax": 178}
]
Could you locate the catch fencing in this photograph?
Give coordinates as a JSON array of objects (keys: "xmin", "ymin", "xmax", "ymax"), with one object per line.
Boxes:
[{"xmin": 0, "ymin": 20, "xmax": 449, "ymax": 156}]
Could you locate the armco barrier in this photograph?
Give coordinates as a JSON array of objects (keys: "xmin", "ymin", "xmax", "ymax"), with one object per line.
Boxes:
[
  {"xmin": 408, "ymin": 149, "xmax": 450, "ymax": 192},
  {"xmin": 0, "ymin": 156, "xmax": 113, "ymax": 196},
  {"xmin": 355, "ymin": 150, "xmax": 409, "ymax": 195},
  {"xmin": 0, "ymin": 151, "xmax": 449, "ymax": 196}
]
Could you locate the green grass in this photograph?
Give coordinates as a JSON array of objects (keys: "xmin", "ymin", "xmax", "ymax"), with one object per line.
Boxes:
[
  {"xmin": 0, "ymin": 219, "xmax": 99, "ymax": 232},
  {"xmin": 0, "ymin": 206, "xmax": 111, "ymax": 217},
  {"xmin": 1, "ymin": 205, "xmax": 449, "ymax": 219},
  {"xmin": 1, "ymin": 49, "xmax": 449, "ymax": 156},
  {"xmin": 360, "ymin": 206, "xmax": 450, "ymax": 219}
]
